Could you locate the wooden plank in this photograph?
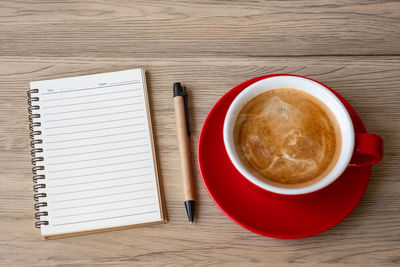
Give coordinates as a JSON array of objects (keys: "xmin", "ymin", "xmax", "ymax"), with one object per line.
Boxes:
[
  {"xmin": 0, "ymin": 56, "xmax": 399, "ymax": 266},
  {"xmin": 0, "ymin": 0, "xmax": 399, "ymax": 57}
]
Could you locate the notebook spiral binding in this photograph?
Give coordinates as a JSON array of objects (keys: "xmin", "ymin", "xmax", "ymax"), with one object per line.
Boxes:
[{"xmin": 27, "ymin": 89, "xmax": 49, "ymax": 229}]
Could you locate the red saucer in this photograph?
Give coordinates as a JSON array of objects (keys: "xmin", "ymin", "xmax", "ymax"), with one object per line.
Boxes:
[{"xmin": 198, "ymin": 74, "xmax": 371, "ymax": 239}]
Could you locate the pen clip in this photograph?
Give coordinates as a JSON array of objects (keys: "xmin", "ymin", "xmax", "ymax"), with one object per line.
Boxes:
[{"xmin": 182, "ymin": 87, "xmax": 191, "ymax": 136}]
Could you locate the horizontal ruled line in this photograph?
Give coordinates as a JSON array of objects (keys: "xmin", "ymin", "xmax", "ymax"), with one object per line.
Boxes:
[
  {"xmin": 46, "ymin": 145, "xmax": 148, "ymax": 158},
  {"xmin": 53, "ymin": 210, "xmax": 158, "ymax": 226},
  {"xmin": 44, "ymin": 96, "xmax": 142, "ymax": 109},
  {"xmin": 53, "ymin": 203, "xmax": 157, "ymax": 219},
  {"xmin": 46, "ymin": 123, "xmax": 146, "ymax": 136},
  {"xmin": 52, "ymin": 181, "xmax": 153, "ymax": 195},
  {"xmin": 110, "ymin": 81, "xmax": 139, "ymax": 86},
  {"xmin": 52, "ymin": 188, "xmax": 155, "ymax": 203},
  {"xmin": 46, "ymin": 131, "xmax": 148, "ymax": 144},
  {"xmin": 49, "ymin": 160, "xmax": 151, "ymax": 173},
  {"xmin": 44, "ymin": 103, "xmax": 142, "ymax": 116},
  {"xmin": 50, "ymin": 173, "xmax": 153, "ymax": 188},
  {"xmin": 45, "ymin": 117, "xmax": 145, "ymax": 130},
  {"xmin": 45, "ymin": 110, "xmax": 144, "ymax": 123},
  {"xmin": 54, "ymin": 195, "xmax": 155, "ymax": 210},
  {"xmin": 48, "ymin": 152, "xmax": 148, "ymax": 165},
  {"xmin": 42, "ymin": 81, "xmax": 140, "ymax": 95},
  {"xmin": 46, "ymin": 140, "xmax": 149, "ymax": 151},
  {"xmin": 40, "ymin": 89, "xmax": 136, "ymax": 101},
  {"xmin": 50, "ymin": 166, "xmax": 152, "ymax": 180}
]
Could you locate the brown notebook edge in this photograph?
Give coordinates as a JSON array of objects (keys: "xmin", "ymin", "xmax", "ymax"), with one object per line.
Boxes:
[
  {"xmin": 141, "ymin": 68, "xmax": 168, "ymax": 223},
  {"xmin": 43, "ymin": 219, "xmax": 167, "ymax": 240}
]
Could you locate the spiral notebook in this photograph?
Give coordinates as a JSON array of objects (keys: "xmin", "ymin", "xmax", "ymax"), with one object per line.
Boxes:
[{"xmin": 28, "ymin": 68, "xmax": 166, "ymax": 239}]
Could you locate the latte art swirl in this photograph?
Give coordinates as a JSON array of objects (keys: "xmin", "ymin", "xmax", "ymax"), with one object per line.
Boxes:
[{"xmin": 234, "ymin": 89, "xmax": 341, "ymax": 186}]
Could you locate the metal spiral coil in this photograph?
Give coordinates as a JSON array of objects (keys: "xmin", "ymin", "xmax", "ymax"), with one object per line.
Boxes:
[
  {"xmin": 29, "ymin": 122, "xmax": 41, "ymax": 131},
  {"xmin": 31, "ymin": 148, "xmax": 43, "ymax": 156},
  {"xmin": 33, "ymin": 175, "xmax": 45, "ymax": 183},
  {"xmin": 29, "ymin": 114, "xmax": 40, "ymax": 123},
  {"xmin": 32, "ymin": 166, "xmax": 44, "ymax": 175},
  {"xmin": 33, "ymin": 184, "xmax": 46, "ymax": 192},
  {"xmin": 28, "ymin": 88, "xmax": 48, "ymax": 229},
  {"xmin": 31, "ymin": 139, "xmax": 42, "ymax": 148},
  {"xmin": 34, "ymin": 193, "xmax": 47, "ymax": 202},
  {"xmin": 35, "ymin": 211, "xmax": 48, "ymax": 219},
  {"xmin": 35, "ymin": 221, "xmax": 49, "ymax": 228}
]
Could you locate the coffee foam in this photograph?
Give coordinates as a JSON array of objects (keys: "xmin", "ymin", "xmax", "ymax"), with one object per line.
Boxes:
[{"xmin": 234, "ymin": 88, "xmax": 341, "ymax": 188}]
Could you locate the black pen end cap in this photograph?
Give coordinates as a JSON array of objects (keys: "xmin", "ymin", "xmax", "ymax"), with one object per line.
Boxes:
[
  {"xmin": 184, "ymin": 200, "xmax": 195, "ymax": 224},
  {"xmin": 173, "ymin": 82, "xmax": 185, "ymax": 97}
]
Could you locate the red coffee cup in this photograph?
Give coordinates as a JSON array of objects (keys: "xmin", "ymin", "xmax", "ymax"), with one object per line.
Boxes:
[{"xmin": 223, "ymin": 75, "xmax": 383, "ymax": 195}]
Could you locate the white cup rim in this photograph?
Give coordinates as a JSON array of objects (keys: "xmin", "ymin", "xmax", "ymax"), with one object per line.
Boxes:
[{"xmin": 223, "ymin": 75, "xmax": 355, "ymax": 195}]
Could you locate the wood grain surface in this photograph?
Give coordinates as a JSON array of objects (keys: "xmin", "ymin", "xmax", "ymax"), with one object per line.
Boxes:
[{"xmin": 0, "ymin": 1, "xmax": 399, "ymax": 266}]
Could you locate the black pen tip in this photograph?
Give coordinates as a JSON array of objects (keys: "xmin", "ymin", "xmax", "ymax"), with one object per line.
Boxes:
[{"xmin": 184, "ymin": 200, "xmax": 195, "ymax": 224}]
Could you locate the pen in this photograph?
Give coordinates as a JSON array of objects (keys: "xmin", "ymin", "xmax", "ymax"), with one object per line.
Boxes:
[{"xmin": 173, "ymin": 82, "xmax": 195, "ymax": 224}]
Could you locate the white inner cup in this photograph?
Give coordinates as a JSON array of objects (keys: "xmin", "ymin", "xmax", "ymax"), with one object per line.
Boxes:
[{"xmin": 223, "ymin": 75, "xmax": 355, "ymax": 195}]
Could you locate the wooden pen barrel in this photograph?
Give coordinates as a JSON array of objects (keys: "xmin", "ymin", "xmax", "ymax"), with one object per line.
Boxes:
[{"xmin": 174, "ymin": 96, "xmax": 195, "ymax": 201}]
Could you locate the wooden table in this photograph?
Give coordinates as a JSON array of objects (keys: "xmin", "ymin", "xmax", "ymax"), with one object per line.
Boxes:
[{"xmin": 1, "ymin": 1, "xmax": 399, "ymax": 265}]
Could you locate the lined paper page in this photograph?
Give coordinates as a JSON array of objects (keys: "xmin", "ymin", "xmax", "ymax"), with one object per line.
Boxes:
[{"xmin": 30, "ymin": 69, "xmax": 163, "ymax": 237}]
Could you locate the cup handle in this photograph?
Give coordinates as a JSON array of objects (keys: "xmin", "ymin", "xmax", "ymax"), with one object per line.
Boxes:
[{"xmin": 348, "ymin": 133, "xmax": 383, "ymax": 167}]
